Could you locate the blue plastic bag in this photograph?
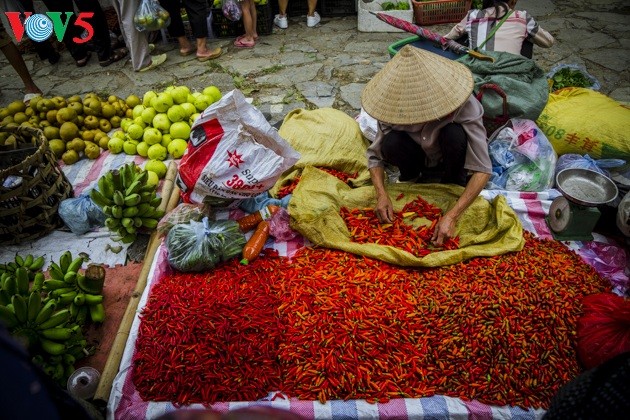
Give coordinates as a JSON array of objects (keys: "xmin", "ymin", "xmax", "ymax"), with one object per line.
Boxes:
[{"xmin": 58, "ymin": 192, "xmax": 106, "ymax": 235}]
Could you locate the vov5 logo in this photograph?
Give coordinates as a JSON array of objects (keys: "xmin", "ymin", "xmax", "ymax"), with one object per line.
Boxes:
[{"xmin": 4, "ymin": 11, "xmax": 94, "ymax": 43}]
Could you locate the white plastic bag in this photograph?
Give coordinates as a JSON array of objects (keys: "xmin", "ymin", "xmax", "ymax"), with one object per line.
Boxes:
[
  {"xmin": 356, "ymin": 108, "xmax": 378, "ymax": 142},
  {"xmin": 133, "ymin": 0, "xmax": 171, "ymax": 32},
  {"xmin": 486, "ymin": 119, "xmax": 557, "ymax": 191},
  {"xmin": 177, "ymin": 89, "xmax": 301, "ymax": 204}
]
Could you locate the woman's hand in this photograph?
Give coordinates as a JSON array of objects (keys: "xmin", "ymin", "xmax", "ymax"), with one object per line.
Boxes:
[
  {"xmin": 431, "ymin": 214, "xmax": 456, "ymax": 246},
  {"xmin": 375, "ymin": 194, "xmax": 395, "ymax": 224}
]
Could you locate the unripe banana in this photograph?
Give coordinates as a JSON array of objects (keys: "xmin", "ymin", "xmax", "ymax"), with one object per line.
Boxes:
[
  {"xmin": 122, "ymin": 206, "xmax": 139, "ymax": 218},
  {"xmin": 33, "ymin": 272, "xmax": 45, "ymax": 292},
  {"xmin": 102, "ymin": 205, "xmax": 113, "ymax": 217},
  {"xmin": 112, "ymin": 205, "xmax": 124, "ymax": 219},
  {"xmin": 67, "ymin": 257, "xmax": 84, "ymax": 275},
  {"xmin": 14, "ymin": 254, "xmax": 24, "ymax": 267},
  {"xmin": 39, "ymin": 338, "xmax": 66, "ymax": 356},
  {"xmin": 58, "ymin": 290, "xmax": 78, "ymax": 305},
  {"xmin": 23, "ymin": 254, "xmax": 34, "ymax": 268},
  {"xmin": 3, "ymin": 276, "xmax": 17, "ymax": 296},
  {"xmin": 113, "ymin": 190, "xmax": 125, "ymax": 206},
  {"xmin": 48, "ymin": 263, "xmax": 65, "ymax": 281},
  {"xmin": 35, "ymin": 299, "xmax": 57, "ymax": 325},
  {"xmin": 16, "ymin": 267, "xmax": 29, "ymax": 295},
  {"xmin": 90, "ymin": 188, "xmax": 112, "ymax": 208},
  {"xmin": 125, "ymin": 181, "xmax": 142, "ymax": 197},
  {"xmin": 133, "ymin": 217, "xmax": 143, "ymax": 228},
  {"xmin": 105, "ymin": 217, "xmax": 120, "ymax": 230},
  {"xmin": 27, "ymin": 291, "xmax": 42, "ymax": 322},
  {"xmin": 89, "ymin": 303, "xmax": 105, "ymax": 323},
  {"xmin": 0, "ymin": 305, "xmax": 19, "ymax": 328},
  {"xmin": 84, "ymin": 293, "xmax": 103, "ymax": 306},
  {"xmin": 64, "ymin": 271, "xmax": 77, "ymax": 284},
  {"xmin": 141, "ymin": 218, "xmax": 159, "ymax": 229},
  {"xmin": 37, "ymin": 309, "xmax": 70, "ymax": 330},
  {"xmin": 29, "ymin": 256, "xmax": 46, "ymax": 271},
  {"xmin": 11, "ymin": 294, "xmax": 28, "ymax": 323},
  {"xmin": 120, "ymin": 233, "xmax": 136, "ymax": 244},
  {"xmin": 59, "ymin": 251, "xmax": 72, "ymax": 274},
  {"xmin": 150, "ymin": 196, "xmax": 162, "ymax": 208},
  {"xmin": 73, "ymin": 293, "xmax": 85, "ymax": 306},
  {"xmin": 43, "ymin": 279, "xmax": 69, "ymax": 291},
  {"xmin": 0, "ymin": 290, "xmax": 11, "ymax": 306},
  {"xmin": 40, "ymin": 327, "xmax": 75, "ymax": 341}
]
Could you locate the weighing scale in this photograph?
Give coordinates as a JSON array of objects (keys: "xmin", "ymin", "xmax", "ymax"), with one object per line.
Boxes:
[{"xmin": 546, "ymin": 168, "xmax": 619, "ymax": 241}]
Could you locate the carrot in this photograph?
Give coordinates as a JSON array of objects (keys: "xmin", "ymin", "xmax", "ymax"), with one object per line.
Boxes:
[
  {"xmin": 240, "ymin": 221, "xmax": 270, "ymax": 265},
  {"xmin": 237, "ymin": 205, "xmax": 280, "ymax": 232}
]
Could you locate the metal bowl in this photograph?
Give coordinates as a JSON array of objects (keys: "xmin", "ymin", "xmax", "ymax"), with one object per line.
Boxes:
[{"xmin": 555, "ymin": 168, "xmax": 618, "ymax": 206}]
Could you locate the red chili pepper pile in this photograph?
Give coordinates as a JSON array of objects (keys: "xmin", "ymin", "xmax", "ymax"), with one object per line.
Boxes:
[
  {"xmin": 132, "ymin": 231, "xmax": 608, "ymax": 409},
  {"xmin": 341, "ymin": 195, "xmax": 459, "ymax": 256},
  {"xmin": 277, "ymin": 168, "xmax": 358, "ymax": 198}
]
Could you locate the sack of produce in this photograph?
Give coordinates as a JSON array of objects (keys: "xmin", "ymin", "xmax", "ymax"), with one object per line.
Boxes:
[
  {"xmin": 58, "ymin": 192, "xmax": 106, "ymax": 235},
  {"xmin": 177, "ymin": 89, "xmax": 300, "ymax": 205},
  {"xmin": 547, "ymin": 63, "xmax": 601, "ymax": 92},
  {"xmin": 486, "ymin": 119, "xmax": 557, "ymax": 191},
  {"xmin": 166, "ymin": 217, "xmax": 247, "ymax": 272},
  {"xmin": 134, "ymin": 0, "xmax": 171, "ymax": 32}
]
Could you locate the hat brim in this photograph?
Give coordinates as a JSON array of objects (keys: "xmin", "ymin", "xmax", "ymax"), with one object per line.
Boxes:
[{"xmin": 361, "ymin": 45, "xmax": 474, "ymax": 125}]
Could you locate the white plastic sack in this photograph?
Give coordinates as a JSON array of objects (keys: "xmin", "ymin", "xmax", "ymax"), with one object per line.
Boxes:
[
  {"xmin": 356, "ymin": 108, "xmax": 378, "ymax": 142},
  {"xmin": 177, "ymin": 89, "xmax": 301, "ymax": 204},
  {"xmin": 486, "ymin": 119, "xmax": 557, "ymax": 191}
]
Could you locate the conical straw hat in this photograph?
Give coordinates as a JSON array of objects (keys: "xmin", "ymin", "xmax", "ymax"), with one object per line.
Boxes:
[{"xmin": 361, "ymin": 45, "xmax": 474, "ymax": 125}]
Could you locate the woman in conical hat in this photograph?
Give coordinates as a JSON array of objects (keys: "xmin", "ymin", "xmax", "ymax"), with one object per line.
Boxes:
[{"xmin": 361, "ymin": 45, "xmax": 492, "ymax": 246}]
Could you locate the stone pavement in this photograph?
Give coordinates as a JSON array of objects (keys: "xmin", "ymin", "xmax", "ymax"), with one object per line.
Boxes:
[{"xmin": 0, "ymin": 0, "xmax": 629, "ymax": 126}]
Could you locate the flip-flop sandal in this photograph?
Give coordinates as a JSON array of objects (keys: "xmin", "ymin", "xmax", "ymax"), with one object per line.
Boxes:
[
  {"xmin": 179, "ymin": 47, "xmax": 196, "ymax": 56},
  {"xmin": 197, "ymin": 48, "xmax": 223, "ymax": 62},
  {"xmin": 99, "ymin": 48, "xmax": 128, "ymax": 67},
  {"xmin": 75, "ymin": 52, "xmax": 91, "ymax": 67},
  {"xmin": 234, "ymin": 38, "xmax": 255, "ymax": 48},
  {"xmin": 236, "ymin": 34, "xmax": 259, "ymax": 41}
]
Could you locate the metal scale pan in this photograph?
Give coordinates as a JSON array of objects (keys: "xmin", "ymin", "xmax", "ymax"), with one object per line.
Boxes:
[{"xmin": 547, "ymin": 168, "xmax": 619, "ymax": 241}]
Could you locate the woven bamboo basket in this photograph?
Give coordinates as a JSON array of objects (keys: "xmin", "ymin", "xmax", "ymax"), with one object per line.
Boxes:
[{"xmin": 0, "ymin": 125, "xmax": 73, "ymax": 245}]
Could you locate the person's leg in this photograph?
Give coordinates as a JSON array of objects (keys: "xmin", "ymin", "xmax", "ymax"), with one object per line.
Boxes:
[
  {"xmin": 159, "ymin": 0, "xmax": 194, "ymax": 54},
  {"xmin": 112, "ymin": 0, "xmax": 152, "ymax": 71},
  {"xmin": 438, "ymin": 123, "xmax": 468, "ymax": 186},
  {"xmin": 274, "ymin": 0, "xmax": 288, "ymax": 29},
  {"xmin": 184, "ymin": 0, "xmax": 220, "ymax": 59},
  {"xmin": 380, "ymin": 130, "xmax": 426, "ymax": 182},
  {"xmin": 74, "ymin": 0, "xmax": 114, "ymax": 63},
  {"xmin": 0, "ymin": 24, "xmax": 42, "ymax": 95},
  {"xmin": 237, "ymin": 0, "xmax": 255, "ymax": 46},
  {"xmin": 306, "ymin": 0, "xmax": 320, "ymax": 27}
]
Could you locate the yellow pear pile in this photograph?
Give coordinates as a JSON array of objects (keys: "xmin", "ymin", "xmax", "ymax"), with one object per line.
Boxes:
[{"xmin": 0, "ymin": 93, "xmax": 133, "ymax": 165}]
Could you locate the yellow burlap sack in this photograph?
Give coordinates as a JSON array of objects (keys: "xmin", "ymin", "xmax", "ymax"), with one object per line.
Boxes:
[
  {"xmin": 269, "ymin": 108, "xmax": 372, "ymax": 197},
  {"xmin": 289, "ymin": 167, "xmax": 525, "ymax": 267},
  {"xmin": 536, "ymin": 88, "xmax": 630, "ymax": 160}
]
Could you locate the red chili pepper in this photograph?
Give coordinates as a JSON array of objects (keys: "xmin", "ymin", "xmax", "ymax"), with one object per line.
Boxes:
[{"xmin": 132, "ymin": 232, "xmax": 607, "ymax": 409}]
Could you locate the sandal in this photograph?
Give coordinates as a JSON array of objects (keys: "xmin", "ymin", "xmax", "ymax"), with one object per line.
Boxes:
[
  {"xmin": 179, "ymin": 47, "xmax": 196, "ymax": 56},
  {"xmin": 75, "ymin": 52, "xmax": 91, "ymax": 67},
  {"xmin": 99, "ymin": 48, "xmax": 128, "ymax": 67},
  {"xmin": 197, "ymin": 47, "xmax": 222, "ymax": 62},
  {"xmin": 233, "ymin": 38, "xmax": 255, "ymax": 48}
]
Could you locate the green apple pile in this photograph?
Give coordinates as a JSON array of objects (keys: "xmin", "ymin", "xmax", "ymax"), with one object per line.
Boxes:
[
  {"xmin": 109, "ymin": 84, "xmax": 222, "ymax": 168},
  {"xmin": 0, "ymin": 94, "xmax": 135, "ymax": 165}
]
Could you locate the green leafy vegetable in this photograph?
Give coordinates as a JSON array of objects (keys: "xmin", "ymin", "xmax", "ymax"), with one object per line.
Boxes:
[{"xmin": 551, "ymin": 68, "xmax": 593, "ymax": 90}]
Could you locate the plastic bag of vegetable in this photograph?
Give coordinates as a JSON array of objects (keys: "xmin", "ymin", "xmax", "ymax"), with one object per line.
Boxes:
[
  {"xmin": 166, "ymin": 217, "xmax": 247, "ymax": 272},
  {"xmin": 58, "ymin": 192, "xmax": 106, "ymax": 235},
  {"xmin": 547, "ymin": 63, "xmax": 601, "ymax": 92}
]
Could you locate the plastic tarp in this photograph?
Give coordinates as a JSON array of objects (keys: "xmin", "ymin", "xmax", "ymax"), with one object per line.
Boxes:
[{"xmin": 289, "ymin": 166, "xmax": 525, "ymax": 267}]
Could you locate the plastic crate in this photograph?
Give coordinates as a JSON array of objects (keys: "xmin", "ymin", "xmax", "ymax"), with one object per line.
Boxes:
[
  {"xmin": 320, "ymin": 0, "xmax": 356, "ymax": 17},
  {"xmin": 358, "ymin": 0, "xmax": 413, "ymax": 33},
  {"xmin": 271, "ymin": 0, "xmax": 319, "ymax": 17},
  {"xmin": 412, "ymin": 0, "xmax": 471, "ymax": 26},
  {"xmin": 211, "ymin": 2, "xmax": 273, "ymax": 38}
]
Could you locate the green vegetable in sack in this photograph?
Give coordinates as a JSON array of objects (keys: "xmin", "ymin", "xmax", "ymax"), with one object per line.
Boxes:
[
  {"xmin": 551, "ymin": 68, "xmax": 593, "ymax": 90},
  {"xmin": 166, "ymin": 218, "xmax": 246, "ymax": 272}
]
